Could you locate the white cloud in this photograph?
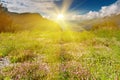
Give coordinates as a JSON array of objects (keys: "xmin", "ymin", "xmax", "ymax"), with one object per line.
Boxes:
[
  {"xmin": 73, "ymin": 0, "xmax": 120, "ymax": 20},
  {"xmin": 1, "ymin": 0, "xmax": 120, "ymax": 20},
  {"xmin": 0, "ymin": 0, "xmax": 60, "ymax": 15}
]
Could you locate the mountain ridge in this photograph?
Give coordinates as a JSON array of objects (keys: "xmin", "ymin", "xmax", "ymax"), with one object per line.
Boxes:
[
  {"xmin": 0, "ymin": 5, "xmax": 61, "ymax": 32},
  {"xmin": 71, "ymin": 14, "xmax": 120, "ymax": 31}
]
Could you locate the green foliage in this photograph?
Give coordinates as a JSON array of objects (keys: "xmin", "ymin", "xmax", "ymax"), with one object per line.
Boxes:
[
  {"xmin": 0, "ymin": 28, "xmax": 120, "ymax": 80},
  {"xmin": 59, "ymin": 61, "xmax": 91, "ymax": 80},
  {"xmin": 0, "ymin": 62, "xmax": 49, "ymax": 80},
  {"xmin": 10, "ymin": 50, "xmax": 36, "ymax": 63}
]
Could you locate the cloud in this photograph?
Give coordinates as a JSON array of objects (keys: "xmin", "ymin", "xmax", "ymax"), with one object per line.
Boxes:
[
  {"xmin": 0, "ymin": 0, "xmax": 60, "ymax": 15},
  {"xmin": 1, "ymin": 0, "xmax": 120, "ymax": 20},
  {"xmin": 73, "ymin": 0, "xmax": 120, "ymax": 20}
]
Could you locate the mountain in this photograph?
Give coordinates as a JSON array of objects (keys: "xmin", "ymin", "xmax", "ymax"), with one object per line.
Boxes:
[
  {"xmin": 0, "ymin": 5, "xmax": 61, "ymax": 32},
  {"xmin": 71, "ymin": 14, "xmax": 120, "ymax": 31}
]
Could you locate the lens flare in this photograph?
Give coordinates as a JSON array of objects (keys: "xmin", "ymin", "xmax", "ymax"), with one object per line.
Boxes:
[
  {"xmin": 57, "ymin": 14, "xmax": 64, "ymax": 20},
  {"xmin": 45, "ymin": 0, "xmax": 75, "ymax": 30}
]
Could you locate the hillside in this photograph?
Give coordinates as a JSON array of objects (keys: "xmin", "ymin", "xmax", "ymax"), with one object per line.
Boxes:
[
  {"xmin": 71, "ymin": 14, "xmax": 120, "ymax": 31},
  {"xmin": 0, "ymin": 26, "xmax": 120, "ymax": 80},
  {"xmin": 0, "ymin": 5, "xmax": 61, "ymax": 32}
]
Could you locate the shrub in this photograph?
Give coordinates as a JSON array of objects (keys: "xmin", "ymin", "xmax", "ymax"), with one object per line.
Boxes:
[
  {"xmin": 59, "ymin": 61, "xmax": 91, "ymax": 79},
  {"xmin": 0, "ymin": 62, "xmax": 50, "ymax": 80},
  {"xmin": 9, "ymin": 50, "xmax": 37, "ymax": 63}
]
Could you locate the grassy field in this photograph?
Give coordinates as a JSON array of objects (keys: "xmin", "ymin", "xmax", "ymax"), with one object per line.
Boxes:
[{"xmin": 0, "ymin": 28, "xmax": 120, "ymax": 80}]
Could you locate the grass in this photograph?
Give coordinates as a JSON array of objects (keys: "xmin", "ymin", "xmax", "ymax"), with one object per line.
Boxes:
[{"xmin": 0, "ymin": 28, "xmax": 120, "ymax": 80}]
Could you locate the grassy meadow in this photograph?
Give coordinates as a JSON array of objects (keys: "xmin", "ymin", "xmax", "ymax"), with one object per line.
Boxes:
[{"xmin": 0, "ymin": 27, "xmax": 120, "ymax": 80}]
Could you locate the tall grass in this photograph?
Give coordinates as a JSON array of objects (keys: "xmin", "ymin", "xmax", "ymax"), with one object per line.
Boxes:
[{"xmin": 0, "ymin": 29, "xmax": 120, "ymax": 79}]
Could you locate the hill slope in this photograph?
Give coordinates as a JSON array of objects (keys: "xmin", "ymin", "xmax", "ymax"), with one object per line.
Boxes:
[
  {"xmin": 72, "ymin": 14, "xmax": 120, "ymax": 31},
  {"xmin": 0, "ymin": 5, "xmax": 61, "ymax": 32}
]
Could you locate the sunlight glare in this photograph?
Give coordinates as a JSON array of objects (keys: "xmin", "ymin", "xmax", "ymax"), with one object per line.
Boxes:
[{"xmin": 57, "ymin": 14, "xmax": 64, "ymax": 20}]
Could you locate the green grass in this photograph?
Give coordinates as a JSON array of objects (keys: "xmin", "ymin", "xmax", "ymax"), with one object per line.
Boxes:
[{"xmin": 0, "ymin": 29, "xmax": 120, "ymax": 80}]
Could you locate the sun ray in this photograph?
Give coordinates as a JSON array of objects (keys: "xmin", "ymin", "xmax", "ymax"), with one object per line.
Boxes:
[
  {"xmin": 42, "ymin": 0, "xmax": 76, "ymax": 31},
  {"xmin": 61, "ymin": 0, "xmax": 73, "ymax": 13}
]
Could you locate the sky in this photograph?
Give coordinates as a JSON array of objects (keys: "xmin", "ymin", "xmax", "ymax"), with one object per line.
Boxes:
[
  {"xmin": 0, "ymin": 0, "xmax": 120, "ymax": 20},
  {"xmin": 70, "ymin": 0, "xmax": 117, "ymax": 13}
]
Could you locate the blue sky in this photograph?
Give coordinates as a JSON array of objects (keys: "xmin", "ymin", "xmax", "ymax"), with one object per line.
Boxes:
[
  {"xmin": 55, "ymin": 0, "xmax": 117, "ymax": 13},
  {"xmin": 70, "ymin": 0, "xmax": 117, "ymax": 13},
  {"xmin": 0, "ymin": 0, "xmax": 120, "ymax": 20}
]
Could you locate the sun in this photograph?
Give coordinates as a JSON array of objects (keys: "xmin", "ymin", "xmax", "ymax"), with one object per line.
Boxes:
[{"xmin": 57, "ymin": 14, "xmax": 64, "ymax": 20}]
